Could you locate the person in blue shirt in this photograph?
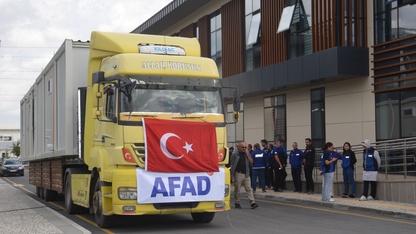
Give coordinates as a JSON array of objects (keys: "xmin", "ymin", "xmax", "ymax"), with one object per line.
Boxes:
[
  {"xmin": 272, "ymin": 140, "xmax": 287, "ymax": 192},
  {"xmin": 261, "ymin": 139, "xmax": 273, "ymax": 190},
  {"xmin": 250, "ymin": 143, "xmax": 267, "ymax": 193},
  {"xmin": 341, "ymin": 142, "xmax": 357, "ymax": 198},
  {"xmin": 289, "ymin": 142, "xmax": 303, "ymax": 193},
  {"xmin": 320, "ymin": 142, "xmax": 339, "ymax": 202}
]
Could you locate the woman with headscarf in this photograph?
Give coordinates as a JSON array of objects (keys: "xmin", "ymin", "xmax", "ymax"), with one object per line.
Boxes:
[{"xmin": 359, "ymin": 139, "xmax": 381, "ymax": 201}]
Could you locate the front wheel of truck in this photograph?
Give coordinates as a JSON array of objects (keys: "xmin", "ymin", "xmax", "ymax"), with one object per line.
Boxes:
[
  {"xmin": 93, "ymin": 178, "xmax": 113, "ymax": 228},
  {"xmin": 65, "ymin": 168, "xmax": 88, "ymax": 214},
  {"xmin": 191, "ymin": 212, "xmax": 215, "ymax": 223}
]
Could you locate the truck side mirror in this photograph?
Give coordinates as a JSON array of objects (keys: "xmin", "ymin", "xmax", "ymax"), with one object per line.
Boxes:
[
  {"xmin": 232, "ymin": 111, "xmax": 240, "ymax": 122},
  {"xmin": 233, "ymin": 89, "xmax": 240, "ymax": 112}
]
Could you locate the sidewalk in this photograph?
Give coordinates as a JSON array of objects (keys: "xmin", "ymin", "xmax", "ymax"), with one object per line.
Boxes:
[
  {"xmin": 235, "ymin": 187, "xmax": 416, "ymax": 220},
  {"xmin": 0, "ymin": 178, "xmax": 91, "ymax": 234}
]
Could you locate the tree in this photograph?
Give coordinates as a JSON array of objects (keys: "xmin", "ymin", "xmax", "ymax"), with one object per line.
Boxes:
[{"xmin": 11, "ymin": 140, "xmax": 20, "ymax": 157}]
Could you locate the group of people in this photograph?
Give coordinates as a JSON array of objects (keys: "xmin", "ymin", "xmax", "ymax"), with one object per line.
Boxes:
[
  {"xmin": 319, "ymin": 139, "xmax": 381, "ymax": 202},
  {"xmin": 229, "ymin": 138, "xmax": 316, "ymax": 209},
  {"xmin": 229, "ymin": 138, "xmax": 382, "ymax": 208}
]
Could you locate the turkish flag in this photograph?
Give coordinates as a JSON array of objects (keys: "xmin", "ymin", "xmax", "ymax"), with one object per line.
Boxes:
[{"xmin": 143, "ymin": 118, "xmax": 219, "ymax": 173}]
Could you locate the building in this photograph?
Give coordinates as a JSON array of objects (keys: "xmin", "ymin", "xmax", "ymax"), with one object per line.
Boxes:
[
  {"xmin": 131, "ymin": 0, "xmax": 416, "ymax": 149},
  {"xmin": 0, "ymin": 129, "xmax": 20, "ymax": 159}
]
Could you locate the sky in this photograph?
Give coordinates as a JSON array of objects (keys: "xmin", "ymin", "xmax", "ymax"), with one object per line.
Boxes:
[{"xmin": 0, "ymin": 0, "xmax": 172, "ymax": 130}]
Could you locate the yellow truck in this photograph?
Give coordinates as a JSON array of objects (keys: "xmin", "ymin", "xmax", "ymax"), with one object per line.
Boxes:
[{"xmin": 20, "ymin": 31, "xmax": 240, "ymax": 227}]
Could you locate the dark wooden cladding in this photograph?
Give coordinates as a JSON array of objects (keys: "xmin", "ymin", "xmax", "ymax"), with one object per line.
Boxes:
[
  {"xmin": 221, "ymin": 0, "xmax": 244, "ymax": 78},
  {"xmin": 372, "ymin": 34, "xmax": 416, "ymax": 93},
  {"xmin": 42, "ymin": 161, "xmax": 51, "ymax": 190},
  {"xmin": 179, "ymin": 23, "xmax": 195, "ymax": 38},
  {"xmin": 313, "ymin": 0, "xmax": 336, "ymax": 52},
  {"xmin": 313, "ymin": 0, "xmax": 367, "ymax": 52},
  {"xmin": 198, "ymin": 16, "xmax": 210, "ymax": 58},
  {"xmin": 51, "ymin": 159, "xmax": 63, "ymax": 193},
  {"xmin": 261, "ymin": 0, "xmax": 286, "ymax": 66}
]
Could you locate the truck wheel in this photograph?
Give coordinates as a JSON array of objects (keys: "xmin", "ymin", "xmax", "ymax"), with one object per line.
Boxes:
[
  {"xmin": 93, "ymin": 178, "xmax": 113, "ymax": 228},
  {"xmin": 44, "ymin": 189, "xmax": 58, "ymax": 201},
  {"xmin": 65, "ymin": 169, "xmax": 87, "ymax": 214},
  {"xmin": 191, "ymin": 212, "xmax": 215, "ymax": 223},
  {"xmin": 36, "ymin": 187, "xmax": 41, "ymax": 198},
  {"xmin": 40, "ymin": 188, "xmax": 45, "ymax": 199}
]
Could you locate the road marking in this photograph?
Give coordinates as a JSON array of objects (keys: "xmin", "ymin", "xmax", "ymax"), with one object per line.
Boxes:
[
  {"xmin": 257, "ymin": 198, "xmax": 416, "ymax": 226},
  {"xmin": 49, "ymin": 202, "xmax": 114, "ymax": 234},
  {"xmin": 3, "ymin": 177, "xmax": 114, "ymax": 234},
  {"xmin": 2, "ymin": 177, "xmax": 37, "ymax": 195}
]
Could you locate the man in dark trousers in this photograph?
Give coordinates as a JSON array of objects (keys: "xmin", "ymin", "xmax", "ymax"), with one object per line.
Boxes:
[
  {"xmin": 290, "ymin": 142, "xmax": 303, "ymax": 193},
  {"xmin": 272, "ymin": 140, "xmax": 287, "ymax": 192},
  {"xmin": 303, "ymin": 138, "xmax": 316, "ymax": 194},
  {"xmin": 261, "ymin": 139, "xmax": 273, "ymax": 189}
]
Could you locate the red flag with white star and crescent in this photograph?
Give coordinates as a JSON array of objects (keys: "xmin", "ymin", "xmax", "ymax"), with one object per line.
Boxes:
[{"xmin": 143, "ymin": 118, "xmax": 219, "ymax": 173}]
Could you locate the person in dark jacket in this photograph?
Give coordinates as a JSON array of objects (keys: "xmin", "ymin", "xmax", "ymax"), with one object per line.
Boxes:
[
  {"xmin": 251, "ymin": 143, "xmax": 268, "ymax": 193},
  {"xmin": 272, "ymin": 140, "xmax": 287, "ymax": 192},
  {"xmin": 261, "ymin": 139, "xmax": 273, "ymax": 189},
  {"xmin": 289, "ymin": 142, "xmax": 303, "ymax": 192},
  {"xmin": 230, "ymin": 142, "xmax": 258, "ymax": 209},
  {"xmin": 341, "ymin": 142, "xmax": 357, "ymax": 198},
  {"xmin": 303, "ymin": 138, "xmax": 315, "ymax": 194}
]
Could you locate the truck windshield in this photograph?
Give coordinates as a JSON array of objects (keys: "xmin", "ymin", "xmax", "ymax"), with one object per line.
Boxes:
[{"xmin": 120, "ymin": 84, "xmax": 223, "ymax": 114}]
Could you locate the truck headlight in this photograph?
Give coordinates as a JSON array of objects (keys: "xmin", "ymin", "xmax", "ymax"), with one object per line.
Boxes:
[{"xmin": 118, "ymin": 187, "xmax": 137, "ymax": 200}]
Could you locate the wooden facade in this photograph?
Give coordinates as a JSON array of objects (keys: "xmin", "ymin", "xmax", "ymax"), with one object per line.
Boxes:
[
  {"xmin": 312, "ymin": 0, "xmax": 367, "ymax": 52},
  {"xmin": 372, "ymin": 34, "xmax": 416, "ymax": 93},
  {"xmin": 221, "ymin": 0, "xmax": 244, "ymax": 77},
  {"xmin": 261, "ymin": 0, "xmax": 287, "ymax": 66},
  {"xmin": 198, "ymin": 16, "xmax": 210, "ymax": 58}
]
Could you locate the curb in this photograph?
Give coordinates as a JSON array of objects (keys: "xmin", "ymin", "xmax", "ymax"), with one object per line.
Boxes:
[{"xmin": 238, "ymin": 190, "xmax": 416, "ymax": 221}]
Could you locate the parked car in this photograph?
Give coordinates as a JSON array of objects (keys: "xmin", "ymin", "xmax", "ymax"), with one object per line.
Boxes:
[{"xmin": 0, "ymin": 159, "xmax": 24, "ymax": 177}]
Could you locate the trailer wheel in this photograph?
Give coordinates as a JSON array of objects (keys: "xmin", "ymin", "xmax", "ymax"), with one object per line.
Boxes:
[
  {"xmin": 191, "ymin": 212, "xmax": 215, "ymax": 223},
  {"xmin": 65, "ymin": 169, "xmax": 87, "ymax": 214},
  {"xmin": 93, "ymin": 178, "xmax": 113, "ymax": 228},
  {"xmin": 36, "ymin": 187, "xmax": 41, "ymax": 198},
  {"xmin": 40, "ymin": 188, "xmax": 45, "ymax": 199},
  {"xmin": 44, "ymin": 189, "xmax": 57, "ymax": 201}
]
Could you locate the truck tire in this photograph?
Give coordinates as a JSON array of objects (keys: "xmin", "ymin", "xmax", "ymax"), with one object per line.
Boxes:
[
  {"xmin": 36, "ymin": 187, "xmax": 41, "ymax": 198},
  {"xmin": 44, "ymin": 189, "xmax": 58, "ymax": 201},
  {"xmin": 40, "ymin": 188, "xmax": 45, "ymax": 199},
  {"xmin": 93, "ymin": 178, "xmax": 113, "ymax": 228},
  {"xmin": 191, "ymin": 212, "xmax": 215, "ymax": 223},
  {"xmin": 65, "ymin": 168, "xmax": 88, "ymax": 214}
]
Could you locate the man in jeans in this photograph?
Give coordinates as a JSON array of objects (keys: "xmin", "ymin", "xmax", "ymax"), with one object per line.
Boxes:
[{"xmin": 230, "ymin": 142, "xmax": 259, "ymax": 209}]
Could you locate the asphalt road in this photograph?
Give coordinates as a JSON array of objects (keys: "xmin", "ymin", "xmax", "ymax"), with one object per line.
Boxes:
[{"xmin": 2, "ymin": 169, "xmax": 416, "ymax": 234}]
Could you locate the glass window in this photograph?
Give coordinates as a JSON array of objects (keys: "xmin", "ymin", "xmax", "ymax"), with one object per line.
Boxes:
[
  {"xmin": 376, "ymin": 92, "xmax": 400, "ymax": 140},
  {"xmin": 210, "ymin": 11, "xmax": 222, "ymax": 76},
  {"xmin": 245, "ymin": 0, "xmax": 261, "ymax": 71},
  {"xmin": 105, "ymin": 87, "xmax": 116, "ymax": 120},
  {"xmin": 401, "ymin": 90, "xmax": 416, "ymax": 137},
  {"xmin": 311, "ymin": 88, "xmax": 325, "ymax": 149},
  {"xmin": 263, "ymin": 95, "xmax": 287, "ymax": 147},
  {"xmin": 375, "ymin": 0, "xmax": 416, "ymax": 43},
  {"xmin": 287, "ymin": 0, "xmax": 312, "ymax": 58},
  {"xmin": 277, "ymin": 5, "xmax": 296, "ymax": 33},
  {"xmin": 247, "ymin": 13, "xmax": 261, "ymax": 46}
]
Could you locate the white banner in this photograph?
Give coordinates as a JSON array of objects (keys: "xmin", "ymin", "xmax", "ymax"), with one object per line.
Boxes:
[{"xmin": 136, "ymin": 167, "xmax": 225, "ymax": 204}]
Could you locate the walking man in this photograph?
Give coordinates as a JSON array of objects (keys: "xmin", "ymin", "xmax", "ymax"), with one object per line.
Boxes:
[{"xmin": 230, "ymin": 142, "xmax": 259, "ymax": 209}]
